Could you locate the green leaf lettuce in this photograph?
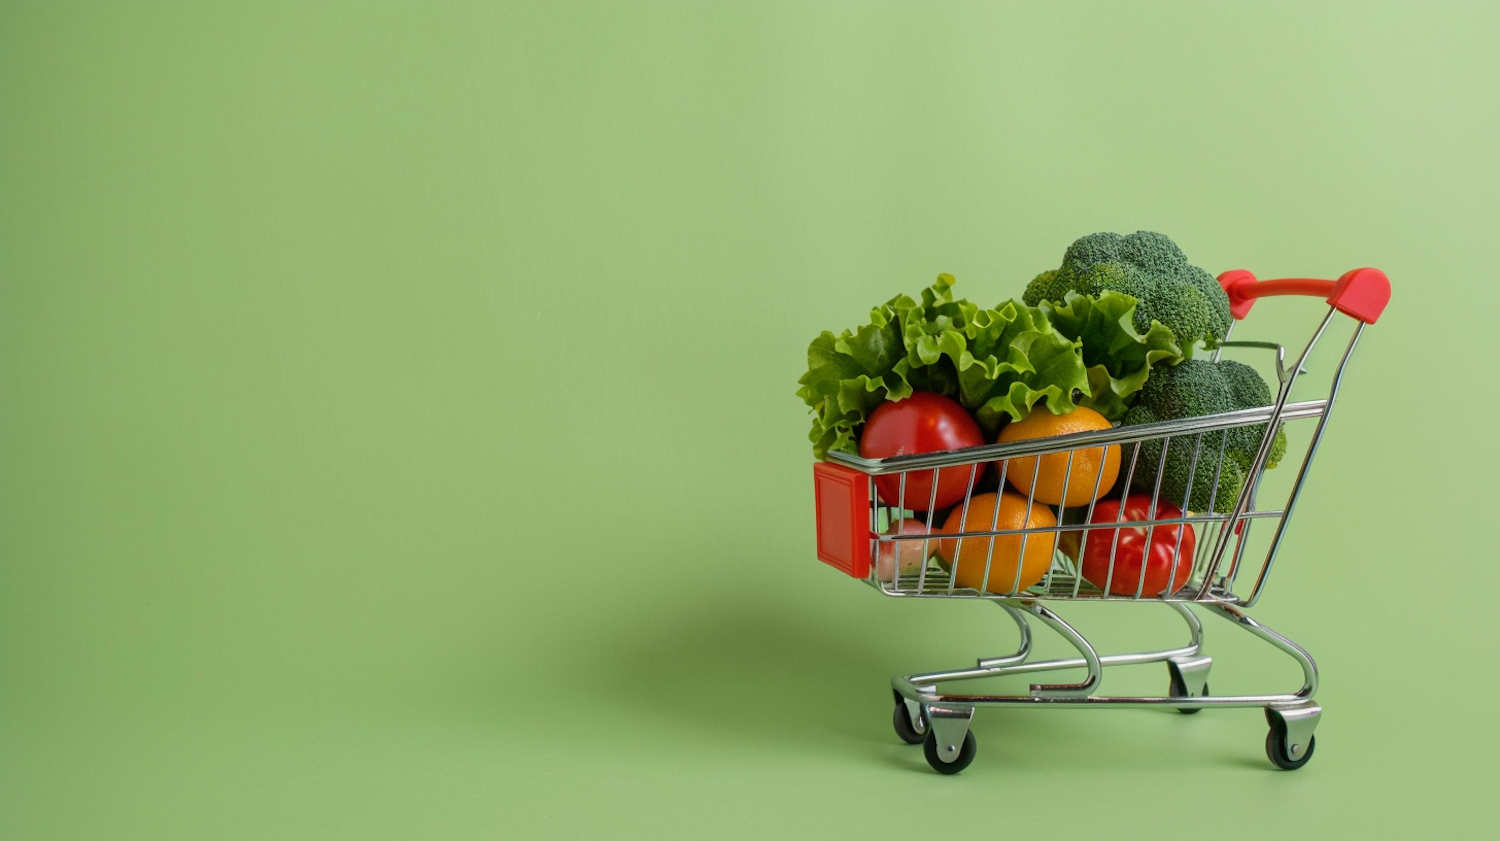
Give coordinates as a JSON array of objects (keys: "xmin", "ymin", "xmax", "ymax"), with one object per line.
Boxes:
[
  {"xmin": 797, "ymin": 275, "xmax": 1092, "ymax": 458},
  {"xmin": 1036, "ymin": 291, "xmax": 1185, "ymax": 421}
]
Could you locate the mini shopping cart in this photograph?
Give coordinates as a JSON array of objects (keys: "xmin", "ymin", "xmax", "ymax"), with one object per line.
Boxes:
[{"xmin": 811, "ymin": 267, "xmax": 1390, "ymax": 774}]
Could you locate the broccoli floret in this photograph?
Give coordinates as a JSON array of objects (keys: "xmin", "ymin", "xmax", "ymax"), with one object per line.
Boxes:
[
  {"xmin": 1120, "ymin": 359, "xmax": 1289, "ymax": 513},
  {"xmin": 1115, "ymin": 230, "xmax": 1185, "ymax": 275},
  {"xmin": 1023, "ymin": 269, "xmax": 1071, "ymax": 306},
  {"xmin": 1023, "ymin": 231, "xmax": 1233, "ymax": 350},
  {"xmin": 1183, "ymin": 265, "xmax": 1233, "ymax": 340},
  {"xmin": 1218, "ymin": 359, "xmax": 1288, "ymax": 468},
  {"xmin": 1062, "ymin": 230, "xmax": 1131, "ymax": 267},
  {"xmin": 1075, "ymin": 263, "xmax": 1217, "ymax": 347}
]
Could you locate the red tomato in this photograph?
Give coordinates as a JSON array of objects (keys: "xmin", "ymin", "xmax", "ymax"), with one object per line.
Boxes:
[
  {"xmin": 1078, "ymin": 495, "xmax": 1196, "ymax": 597},
  {"xmin": 859, "ymin": 391, "xmax": 986, "ymax": 511}
]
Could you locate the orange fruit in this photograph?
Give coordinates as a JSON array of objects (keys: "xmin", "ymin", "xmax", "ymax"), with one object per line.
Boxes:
[
  {"xmin": 997, "ymin": 406, "xmax": 1120, "ymax": 507},
  {"xmin": 937, "ymin": 493, "xmax": 1057, "ymax": 594}
]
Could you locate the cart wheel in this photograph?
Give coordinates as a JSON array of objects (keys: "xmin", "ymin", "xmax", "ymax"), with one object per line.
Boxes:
[
  {"xmin": 1168, "ymin": 674, "xmax": 1209, "ymax": 715},
  {"xmin": 892, "ymin": 697, "xmax": 927, "ymax": 745},
  {"xmin": 922, "ymin": 729, "xmax": 977, "ymax": 775},
  {"xmin": 1166, "ymin": 658, "xmax": 1211, "ymax": 714},
  {"xmin": 1266, "ymin": 727, "xmax": 1316, "ymax": 770}
]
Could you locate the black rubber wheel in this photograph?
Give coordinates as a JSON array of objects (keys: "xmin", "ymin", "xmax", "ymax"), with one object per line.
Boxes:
[
  {"xmin": 1168, "ymin": 673, "xmax": 1209, "ymax": 715},
  {"xmin": 892, "ymin": 698, "xmax": 926, "ymax": 745},
  {"xmin": 922, "ymin": 729, "xmax": 977, "ymax": 775},
  {"xmin": 1265, "ymin": 728, "xmax": 1316, "ymax": 770}
]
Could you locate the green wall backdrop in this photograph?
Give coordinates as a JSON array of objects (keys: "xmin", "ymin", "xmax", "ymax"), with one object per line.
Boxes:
[{"xmin": 3, "ymin": 1, "xmax": 1496, "ymax": 838}]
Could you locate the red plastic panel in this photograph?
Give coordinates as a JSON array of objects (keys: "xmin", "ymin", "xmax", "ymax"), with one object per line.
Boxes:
[
  {"xmin": 1327, "ymin": 267, "xmax": 1391, "ymax": 324},
  {"xmin": 813, "ymin": 461, "xmax": 872, "ymax": 578}
]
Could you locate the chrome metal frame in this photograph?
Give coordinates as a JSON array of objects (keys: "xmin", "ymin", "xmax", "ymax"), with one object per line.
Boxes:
[{"xmin": 829, "ymin": 306, "xmax": 1363, "ymax": 768}]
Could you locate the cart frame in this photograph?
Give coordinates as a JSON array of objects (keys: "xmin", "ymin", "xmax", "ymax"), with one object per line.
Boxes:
[{"xmin": 811, "ymin": 267, "xmax": 1390, "ymax": 773}]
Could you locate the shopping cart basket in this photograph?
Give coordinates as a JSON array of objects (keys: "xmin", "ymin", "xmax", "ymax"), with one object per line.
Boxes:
[{"xmin": 811, "ymin": 267, "xmax": 1390, "ymax": 774}]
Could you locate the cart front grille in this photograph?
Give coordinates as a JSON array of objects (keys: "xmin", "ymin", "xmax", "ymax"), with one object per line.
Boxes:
[{"xmin": 825, "ymin": 398, "xmax": 1330, "ymax": 605}]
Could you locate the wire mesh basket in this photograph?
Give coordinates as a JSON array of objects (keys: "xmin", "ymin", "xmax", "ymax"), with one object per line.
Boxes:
[{"xmin": 810, "ymin": 267, "xmax": 1390, "ymax": 774}]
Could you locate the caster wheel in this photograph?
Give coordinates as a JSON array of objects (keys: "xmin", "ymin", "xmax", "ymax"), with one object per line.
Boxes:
[
  {"xmin": 1266, "ymin": 728, "xmax": 1316, "ymax": 770},
  {"xmin": 1167, "ymin": 660, "xmax": 1209, "ymax": 714},
  {"xmin": 892, "ymin": 696, "xmax": 927, "ymax": 745},
  {"xmin": 1266, "ymin": 725, "xmax": 1314, "ymax": 773},
  {"xmin": 1264, "ymin": 705, "xmax": 1321, "ymax": 771},
  {"xmin": 922, "ymin": 729, "xmax": 977, "ymax": 775},
  {"xmin": 1168, "ymin": 673, "xmax": 1209, "ymax": 714}
]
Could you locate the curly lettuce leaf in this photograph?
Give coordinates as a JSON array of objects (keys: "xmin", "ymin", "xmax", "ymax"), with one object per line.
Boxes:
[
  {"xmin": 798, "ymin": 275, "xmax": 1090, "ymax": 458},
  {"xmin": 796, "ymin": 311, "xmax": 913, "ymax": 459},
  {"xmin": 885, "ymin": 275, "xmax": 1089, "ymax": 432},
  {"xmin": 958, "ymin": 300, "xmax": 1088, "ymax": 434},
  {"xmin": 889, "ymin": 273, "xmax": 972, "ymax": 368},
  {"xmin": 1037, "ymin": 291, "xmax": 1184, "ymax": 421}
]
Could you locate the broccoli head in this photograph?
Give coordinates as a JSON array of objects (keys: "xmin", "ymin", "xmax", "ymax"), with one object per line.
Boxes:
[
  {"xmin": 1120, "ymin": 359, "xmax": 1288, "ymax": 513},
  {"xmin": 1023, "ymin": 231, "xmax": 1233, "ymax": 350}
]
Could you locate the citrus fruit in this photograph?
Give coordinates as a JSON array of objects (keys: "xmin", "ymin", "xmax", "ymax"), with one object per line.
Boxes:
[
  {"xmin": 937, "ymin": 492, "xmax": 1057, "ymax": 594},
  {"xmin": 997, "ymin": 406, "xmax": 1120, "ymax": 507}
]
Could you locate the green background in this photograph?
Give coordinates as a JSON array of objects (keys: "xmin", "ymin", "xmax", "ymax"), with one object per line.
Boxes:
[{"xmin": 3, "ymin": 1, "xmax": 1496, "ymax": 838}]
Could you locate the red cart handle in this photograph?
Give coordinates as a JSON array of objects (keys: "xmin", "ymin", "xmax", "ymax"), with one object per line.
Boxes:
[{"xmin": 1217, "ymin": 267, "xmax": 1390, "ymax": 324}]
